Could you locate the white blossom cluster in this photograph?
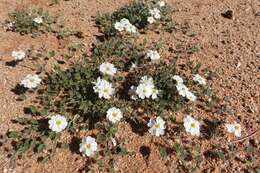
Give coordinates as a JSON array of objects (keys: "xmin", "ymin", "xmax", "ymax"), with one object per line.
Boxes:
[
  {"xmin": 147, "ymin": 1, "xmax": 165, "ymax": 24},
  {"xmin": 114, "ymin": 18, "xmax": 137, "ymax": 33},
  {"xmin": 93, "ymin": 77, "xmax": 114, "ymax": 99},
  {"xmin": 130, "ymin": 76, "xmax": 160, "ymax": 100},
  {"xmin": 173, "ymin": 75, "xmax": 197, "ymax": 102}
]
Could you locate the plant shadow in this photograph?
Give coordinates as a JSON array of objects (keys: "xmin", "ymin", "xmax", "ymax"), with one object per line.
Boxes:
[
  {"xmin": 126, "ymin": 117, "xmax": 148, "ymax": 136},
  {"xmin": 11, "ymin": 84, "xmax": 27, "ymax": 95}
]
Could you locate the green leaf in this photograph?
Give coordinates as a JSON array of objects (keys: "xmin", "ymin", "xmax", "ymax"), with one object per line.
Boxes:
[
  {"xmin": 158, "ymin": 145, "xmax": 167, "ymax": 158},
  {"xmin": 7, "ymin": 131, "xmax": 18, "ymax": 139},
  {"xmin": 16, "ymin": 94, "xmax": 27, "ymax": 101},
  {"xmin": 36, "ymin": 143, "xmax": 46, "ymax": 153}
]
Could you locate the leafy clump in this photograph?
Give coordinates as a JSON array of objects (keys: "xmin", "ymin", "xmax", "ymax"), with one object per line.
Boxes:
[
  {"xmin": 92, "ymin": 37, "xmax": 146, "ymax": 69},
  {"xmin": 96, "ymin": 0, "xmax": 172, "ymax": 37},
  {"xmin": 6, "ymin": 8, "xmax": 55, "ymax": 36}
]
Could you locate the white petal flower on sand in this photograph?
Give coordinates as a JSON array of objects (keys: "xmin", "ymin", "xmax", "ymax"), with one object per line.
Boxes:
[
  {"xmin": 147, "ymin": 16, "xmax": 156, "ymax": 24},
  {"xmin": 114, "ymin": 21, "xmax": 124, "ymax": 32},
  {"xmin": 146, "ymin": 50, "xmax": 160, "ymax": 61},
  {"xmin": 20, "ymin": 74, "xmax": 41, "ymax": 89},
  {"xmin": 157, "ymin": 1, "xmax": 166, "ymax": 7},
  {"xmin": 172, "ymin": 75, "xmax": 184, "ymax": 84},
  {"xmin": 12, "ymin": 50, "xmax": 26, "ymax": 61},
  {"xmin": 183, "ymin": 115, "xmax": 200, "ymax": 136},
  {"xmin": 149, "ymin": 8, "xmax": 161, "ymax": 19},
  {"xmin": 79, "ymin": 136, "xmax": 98, "ymax": 157},
  {"xmin": 33, "ymin": 16, "xmax": 43, "ymax": 24},
  {"xmin": 136, "ymin": 83, "xmax": 153, "ymax": 99},
  {"xmin": 193, "ymin": 74, "xmax": 206, "ymax": 85},
  {"xmin": 93, "ymin": 77, "xmax": 114, "ymax": 99},
  {"xmin": 147, "ymin": 116, "xmax": 166, "ymax": 136},
  {"xmin": 226, "ymin": 122, "xmax": 242, "ymax": 137},
  {"xmin": 99, "ymin": 62, "xmax": 117, "ymax": 76},
  {"xmin": 106, "ymin": 107, "xmax": 123, "ymax": 124},
  {"xmin": 48, "ymin": 115, "xmax": 68, "ymax": 133}
]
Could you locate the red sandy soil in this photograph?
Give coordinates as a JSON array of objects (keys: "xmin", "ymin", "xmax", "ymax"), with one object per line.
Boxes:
[{"xmin": 0, "ymin": 0, "xmax": 259, "ymax": 172}]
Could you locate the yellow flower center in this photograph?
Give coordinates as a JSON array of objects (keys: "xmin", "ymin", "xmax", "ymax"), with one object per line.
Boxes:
[
  {"xmin": 56, "ymin": 120, "xmax": 62, "ymax": 126},
  {"xmin": 104, "ymin": 88, "xmax": 108, "ymax": 93},
  {"xmin": 191, "ymin": 123, "xmax": 195, "ymax": 128},
  {"xmin": 155, "ymin": 123, "xmax": 160, "ymax": 129},
  {"xmin": 112, "ymin": 112, "xmax": 117, "ymax": 117},
  {"xmin": 234, "ymin": 125, "xmax": 239, "ymax": 130},
  {"xmin": 85, "ymin": 143, "xmax": 91, "ymax": 149},
  {"xmin": 29, "ymin": 78, "xmax": 35, "ymax": 82}
]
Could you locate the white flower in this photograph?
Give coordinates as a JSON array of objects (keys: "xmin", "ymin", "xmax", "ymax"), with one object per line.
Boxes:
[
  {"xmin": 149, "ymin": 8, "xmax": 161, "ymax": 19},
  {"xmin": 172, "ymin": 75, "xmax": 184, "ymax": 84},
  {"xmin": 175, "ymin": 82, "xmax": 197, "ymax": 102},
  {"xmin": 114, "ymin": 18, "xmax": 137, "ymax": 33},
  {"xmin": 147, "ymin": 16, "xmax": 156, "ymax": 24},
  {"xmin": 146, "ymin": 50, "xmax": 160, "ymax": 61},
  {"xmin": 183, "ymin": 115, "xmax": 200, "ymax": 136},
  {"xmin": 136, "ymin": 83, "xmax": 153, "ymax": 99},
  {"xmin": 226, "ymin": 122, "xmax": 242, "ymax": 137},
  {"xmin": 140, "ymin": 76, "xmax": 154, "ymax": 86},
  {"xmin": 193, "ymin": 74, "xmax": 206, "ymax": 85},
  {"xmin": 186, "ymin": 90, "xmax": 197, "ymax": 101},
  {"xmin": 33, "ymin": 16, "xmax": 43, "ymax": 24},
  {"xmin": 20, "ymin": 74, "xmax": 41, "ymax": 89},
  {"xmin": 125, "ymin": 24, "xmax": 137, "ymax": 33},
  {"xmin": 176, "ymin": 83, "xmax": 189, "ymax": 97},
  {"xmin": 147, "ymin": 116, "xmax": 166, "ymax": 136},
  {"xmin": 93, "ymin": 77, "xmax": 114, "ymax": 99},
  {"xmin": 99, "ymin": 62, "xmax": 117, "ymax": 76},
  {"xmin": 12, "ymin": 50, "xmax": 26, "ymax": 61},
  {"xmin": 48, "ymin": 115, "xmax": 68, "ymax": 133},
  {"xmin": 106, "ymin": 107, "xmax": 123, "ymax": 123},
  {"xmin": 157, "ymin": 1, "xmax": 166, "ymax": 7},
  {"xmin": 120, "ymin": 18, "xmax": 131, "ymax": 26},
  {"xmin": 114, "ymin": 21, "xmax": 124, "ymax": 32},
  {"xmin": 79, "ymin": 136, "xmax": 98, "ymax": 157}
]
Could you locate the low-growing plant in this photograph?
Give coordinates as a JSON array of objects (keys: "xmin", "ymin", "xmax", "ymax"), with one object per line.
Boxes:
[
  {"xmin": 1, "ymin": 1, "xmax": 248, "ymax": 172},
  {"xmin": 96, "ymin": 0, "xmax": 173, "ymax": 37},
  {"xmin": 6, "ymin": 8, "xmax": 55, "ymax": 36}
]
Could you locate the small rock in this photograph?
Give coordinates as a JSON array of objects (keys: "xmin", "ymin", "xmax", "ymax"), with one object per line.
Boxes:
[
  {"xmin": 221, "ymin": 10, "xmax": 233, "ymax": 19},
  {"xmin": 256, "ymin": 52, "xmax": 260, "ymax": 58}
]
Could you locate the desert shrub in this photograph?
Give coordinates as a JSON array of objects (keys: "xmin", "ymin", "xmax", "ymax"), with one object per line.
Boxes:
[
  {"xmin": 6, "ymin": 8, "xmax": 55, "ymax": 36},
  {"xmin": 96, "ymin": 0, "xmax": 173, "ymax": 37}
]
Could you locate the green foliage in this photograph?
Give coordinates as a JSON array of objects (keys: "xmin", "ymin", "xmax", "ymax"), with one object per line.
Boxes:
[
  {"xmin": 6, "ymin": 8, "xmax": 55, "ymax": 36},
  {"xmin": 92, "ymin": 37, "xmax": 146, "ymax": 69},
  {"xmin": 96, "ymin": 0, "xmax": 172, "ymax": 37}
]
